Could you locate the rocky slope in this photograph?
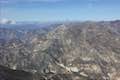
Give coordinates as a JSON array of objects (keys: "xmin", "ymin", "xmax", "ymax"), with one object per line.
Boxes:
[{"xmin": 0, "ymin": 20, "xmax": 120, "ymax": 80}]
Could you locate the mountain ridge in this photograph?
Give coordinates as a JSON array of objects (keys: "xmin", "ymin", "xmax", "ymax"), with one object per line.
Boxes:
[{"xmin": 0, "ymin": 20, "xmax": 120, "ymax": 80}]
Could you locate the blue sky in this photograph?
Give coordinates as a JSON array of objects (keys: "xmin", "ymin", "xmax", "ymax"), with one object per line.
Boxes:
[{"xmin": 0, "ymin": 0, "xmax": 120, "ymax": 22}]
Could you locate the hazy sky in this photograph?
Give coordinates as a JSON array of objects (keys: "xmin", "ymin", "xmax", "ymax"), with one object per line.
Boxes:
[{"xmin": 0, "ymin": 0, "xmax": 120, "ymax": 22}]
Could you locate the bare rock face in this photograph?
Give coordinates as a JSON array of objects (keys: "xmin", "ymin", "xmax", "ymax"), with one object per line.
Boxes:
[{"xmin": 0, "ymin": 21, "xmax": 120, "ymax": 80}]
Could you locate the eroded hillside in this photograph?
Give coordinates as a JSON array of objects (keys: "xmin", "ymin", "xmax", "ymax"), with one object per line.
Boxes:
[{"xmin": 0, "ymin": 21, "xmax": 120, "ymax": 80}]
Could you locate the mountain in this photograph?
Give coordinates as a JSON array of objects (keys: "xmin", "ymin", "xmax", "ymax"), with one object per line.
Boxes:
[{"xmin": 0, "ymin": 20, "xmax": 120, "ymax": 80}]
